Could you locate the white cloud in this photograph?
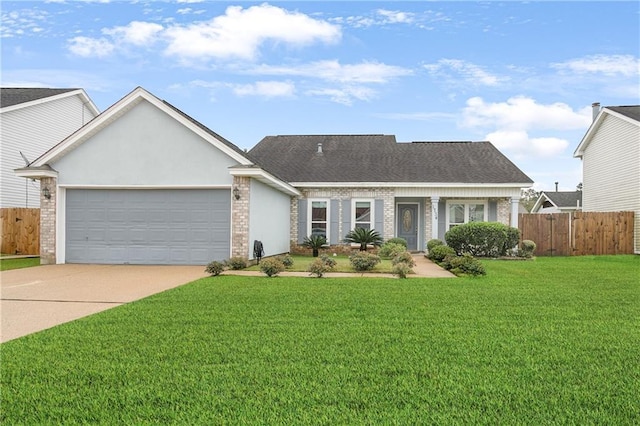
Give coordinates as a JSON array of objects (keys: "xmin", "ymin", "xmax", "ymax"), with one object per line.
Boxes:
[
  {"xmin": 231, "ymin": 81, "xmax": 295, "ymax": 98},
  {"xmin": 67, "ymin": 36, "xmax": 115, "ymax": 57},
  {"xmin": 461, "ymin": 96, "xmax": 591, "ymax": 131},
  {"xmin": 305, "ymin": 86, "xmax": 375, "ymax": 106},
  {"xmin": 485, "ymin": 130, "xmax": 569, "ymax": 158},
  {"xmin": 424, "ymin": 59, "xmax": 505, "ymax": 86},
  {"xmin": 251, "ymin": 60, "xmax": 412, "ymax": 84},
  {"xmin": 552, "ymin": 54, "xmax": 640, "ymax": 77},
  {"xmin": 103, "ymin": 21, "xmax": 163, "ymax": 46},
  {"xmin": 164, "ymin": 4, "xmax": 341, "ymax": 61},
  {"xmin": 376, "ymin": 9, "xmax": 415, "ymax": 24}
]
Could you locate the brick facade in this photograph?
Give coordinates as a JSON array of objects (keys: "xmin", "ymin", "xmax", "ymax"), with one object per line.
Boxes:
[
  {"xmin": 231, "ymin": 176, "xmax": 251, "ymax": 258},
  {"xmin": 39, "ymin": 177, "xmax": 56, "ymax": 264}
]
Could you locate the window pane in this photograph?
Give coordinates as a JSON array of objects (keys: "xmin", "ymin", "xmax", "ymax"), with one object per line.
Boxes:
[
  {"xmin": 311, "ymin": 223, "xmax": 327, "ymax": 237},
  {"xmin": 449, "ymin": 204, "xmax": 464, "ymax": 224},
  {"xmin": 355, "ymin": 223, "xmax": 371, "ymax": 231},
  {"xmin": 311, "ymin": 201, "xmax": 327, "ymax": 221},
  {"xmin": 355, "ymin": 202, "xmax": 371, "ymax": 223},
  {"xmin": 469, "ymin": 204, "xmax": 485, "ymax": 222}
]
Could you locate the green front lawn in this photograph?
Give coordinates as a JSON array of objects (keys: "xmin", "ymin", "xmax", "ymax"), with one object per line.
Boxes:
[
  {"xmin": 0, "ymin": 257, "xmax": 40, "ymax": 271},
  {"xmin": 1, "ymin": 255, "xmax": 638, "ymax": 424}
]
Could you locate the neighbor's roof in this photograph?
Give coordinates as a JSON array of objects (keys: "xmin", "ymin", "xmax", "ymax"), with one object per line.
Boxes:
[
  {"xmin": 540, "ymin": 191, "xmax": 582, "ymax": 208},
  {"xmin": 249, "ymin": 135, "xmax": 533, "ymax": 184},
  {"xmin": 0, "ymin": 88, "xmax": 78, "ymax": 108}
]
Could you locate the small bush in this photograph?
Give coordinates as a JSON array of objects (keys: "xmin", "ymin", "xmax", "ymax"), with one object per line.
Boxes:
[
  {"xmin": 445, "ymin": 222, "xmax": 520, "ymax": 257},
  {"xmin": 225, "ymin": 256, "xmax": 248, "ymax": 270},
  {"xmin": 392, "ymin": 251, "xmax": 416, "ymax": 267},
  {"xmin": 392, "ymin": 262, "xmax": 413, "ymax": 279},
  {"xmin": 204, "ymin": 261, "xmax": 225, "ymax": 276},
  {"xmin": 259, "ymin": 258, "xmax": 285, "ymax": 277},
  {"xmin": 427, "ymin": 239, "xmax": 444, "ymax": 252},
  {"xmin": 308, "ymin": 258, "xmax": 332, "ymax": 278},
  {"xmin": 320, "ymin": 254, "xmax": 337, "ymax": 269},
  {"xmin": 278, "ymin": 254, "xmax": 294, "ymax": 268},
  {"xmin": 378, "ymin": 242, "xmax": 407, "ymax": 259},
  {"xmin": 442, "ymin": 253, "xmax": 486, "ymax": 277},
  {"xmin": 427, "ymin": 245, "xmax": 456, "ymax": 263},
  {"xmin": 349, "ymin": 252, "xmax": 381, "ymax": 271},
  {"xmin": 518, "ymin": 239, "xmax": 537, "ymax": 258},
  {"xmin": 386, "ymin": 237, "xmax": 408, "ymax": 248}
]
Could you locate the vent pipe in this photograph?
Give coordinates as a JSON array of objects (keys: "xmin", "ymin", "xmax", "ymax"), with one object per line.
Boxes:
[
  {"xmin": 592, "ymin": 102, "xmax": 601, "ymax": 122},
  {"xmin": 317, "ymin": 143, "xmax": 323, "ymax": 154},
  {"xmin": 555, "ymin": 181, "xmax": 559, "ymax": 192}
]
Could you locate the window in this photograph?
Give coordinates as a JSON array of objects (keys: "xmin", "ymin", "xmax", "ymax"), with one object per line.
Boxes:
[
  {"xmin": 352, "ymin": 200, "xmax": 373, "ymax": 231},
  {"xmin": 447, "ymin": 201, "xmax": 487, "ymax": 230},
  {"xmin": 308, "ymin": 200, "xmax": 328, "ymax": 239}
]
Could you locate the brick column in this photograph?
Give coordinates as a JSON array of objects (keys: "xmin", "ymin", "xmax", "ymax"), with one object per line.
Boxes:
[
  {"xmin": 231, "ymin": 176, "xmax": 250, "ymax": 258},
  {"xmin": 40, "ymin": 177, "xmax": 57, "ymax": 264}
]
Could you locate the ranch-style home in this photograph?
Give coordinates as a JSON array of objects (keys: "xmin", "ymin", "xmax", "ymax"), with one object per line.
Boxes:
[{"xmin": 16, "ymin": 87, "xmax": 532, "ymax": 265}]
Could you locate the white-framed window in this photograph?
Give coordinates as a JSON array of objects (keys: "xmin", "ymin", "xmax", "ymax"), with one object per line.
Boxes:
[
  {"xmin": 308, "ymin": 199, "xmax": 329, "ymax": 239},
  {"xmin": 352, "ymin": 199, "xmax": 374, "ymax": 231},
  {"xmin": 446, "ymin": 200, "xmax": 487, "ymax": 230}
]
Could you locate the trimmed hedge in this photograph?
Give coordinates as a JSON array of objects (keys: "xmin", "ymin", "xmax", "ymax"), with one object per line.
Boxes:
[{"xmin": 445, "ymin": 222, "xmax": 520, "ymax": 257}]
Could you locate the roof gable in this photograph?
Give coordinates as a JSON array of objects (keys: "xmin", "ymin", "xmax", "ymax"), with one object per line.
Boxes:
[
  {"xmin": 0, "ymin": 88, "xmax": 99, "ymax": 115},
  {"xmin": 574, "ymin": 105, "xmax": 640, "ymax": 158},
  {"xmin": 30, "ymin": 87, "xmax": 253, "ymax": 168},
  {"xmin": 249, "ymin": 135, "xmax": 532, "ymax": 185},
  {"xmin": 532, "ymin": 191, "xmax": 582, "ymax": 211}
]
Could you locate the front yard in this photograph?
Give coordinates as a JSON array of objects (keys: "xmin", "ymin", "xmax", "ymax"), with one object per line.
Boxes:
[{"xmin": 1, "ymin": 255, "xmax": 638, "ymax": 424}]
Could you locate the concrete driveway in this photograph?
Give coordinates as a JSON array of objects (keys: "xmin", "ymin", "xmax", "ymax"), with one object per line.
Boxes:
[{"xmin": 1, "ymin": 264, "xmax": 207, "ymax": 343}]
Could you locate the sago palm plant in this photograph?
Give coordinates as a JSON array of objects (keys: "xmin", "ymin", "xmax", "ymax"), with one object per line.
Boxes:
[{"xmin": 344, "ymin": 228, "xmax": 383, "ymax": 251}]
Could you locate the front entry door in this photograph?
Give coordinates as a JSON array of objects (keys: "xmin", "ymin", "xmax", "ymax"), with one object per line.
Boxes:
[{"xmin": 397, "ymin": 204, "xmax": 418, "ymax": 251}]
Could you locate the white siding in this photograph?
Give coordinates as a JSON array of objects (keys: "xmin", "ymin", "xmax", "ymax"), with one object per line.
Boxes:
[
  {"xmin": 581, "ymin": 114, "xmax": 640, "ymax": 252},
  {"xmin": 0, "ymin": 95, "xmax": 97, "ymax": 207},
  {"xmin": 249, "ymin": 179, "xmax": 291, "ymax": 258},
  {"xmin": 52, "ymin": 100, "xmax": 238, "ymax": 186}
]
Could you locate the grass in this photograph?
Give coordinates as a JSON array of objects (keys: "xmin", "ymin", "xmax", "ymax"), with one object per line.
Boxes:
[
  {"xmin": 246, "ymin": 254, "xmax": 394, "ymax": 273},
  {"xmin": 0, "ymin": 257, "xmax": 40, "ymax": 271},
  {"xmin": 1, "ymin": 255, "xmax": 639, "ymax": 424}
]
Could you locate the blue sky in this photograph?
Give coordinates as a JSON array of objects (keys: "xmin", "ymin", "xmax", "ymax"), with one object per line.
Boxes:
[{"xmin": 2, "ymin": 1, "xmax": 639, "ymax": 191}]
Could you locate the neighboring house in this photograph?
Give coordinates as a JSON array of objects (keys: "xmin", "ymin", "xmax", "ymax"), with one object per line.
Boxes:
[
  {"xmin": 1, "ymin": 88, "xmax": 99, "ymax": 208},
  {"xmin": 531, "ymin": 191, "xmax": 582, "ymax": 213},
  {"xmin": 17, "ymin": 87, "xmax": 532, "ymax": 265},
  {"xmin": 573, "ymin": 104, "xmax": 640, "ymax": 254}
]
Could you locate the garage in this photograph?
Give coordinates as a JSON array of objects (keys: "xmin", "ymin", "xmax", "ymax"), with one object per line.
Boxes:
[{"xmin": 65, "ymin": 189, "xmax": 230, "ymax": 265}]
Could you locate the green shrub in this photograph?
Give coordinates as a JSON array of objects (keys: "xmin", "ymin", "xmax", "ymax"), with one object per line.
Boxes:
[
  {"xmin": 392, "ymin": 262, "xmax": 413, "ymax": 279},
  {"xmin": 442, "ymin": 253, "xmax": 486, "ymax": 277},
  {"xmin": 378, "ymin": 242, "xmax": 407, "ymax": 259},
  {"xmin": 427, "ymin": 245, "xmax": 456, "ymax": 263},
  {"xmin": 225, "ymin": 256, "xmax": 248, "ymax": 270},
  {"xmin": 427, "ymin": 238, "xmax": 444, "ymax": 252},
  {"xmin": 302, "ymin": 235, "xmax": 326, "ymax": 257},
  {"xmin": 278, "ymin": 254, "xmax": 294, "ymax": 268},
  {"xmin": 519, "ymin": 240, "xmax": 537, "ymax": 258},
  {"xmin": 204, "ymin": 261, "xmax": 225, "ymax": 276},
  {"xmin": 344, "ymin": 228, "xmax": 383, "ymax": 251},
  {"xmin": 392, "ymin": 251, "xmax": 416, "ymax": 267},
  {"xmin": 445, "ymin": 222, "xmax": 520, "ymax": 257},
  {"xmin": 259, "ymin": 258, "xmax": 285, "ymax": 277},
  {"xmin": 349, "ymin": 252, "xmax": 381, "ymax": 271},
  {"xmin": 308, "ymin": 258, "xmax": 332, "ymax": 278},
  {"xmin": 386, "ymin": 237, "xmax": 408, "ymax": 248},
  {"xmin": 320, "ymin": 254, "xmax": 337, "ymax": 269}
]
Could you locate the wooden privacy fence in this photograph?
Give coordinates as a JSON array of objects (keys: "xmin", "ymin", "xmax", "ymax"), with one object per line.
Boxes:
[
  {"xmin": 519, "ymin": 211, "xmax": 634, "ymax": 256},
  {"xmin": 1, "ymin": 208, "xmax": 40, "ymax": 255}
]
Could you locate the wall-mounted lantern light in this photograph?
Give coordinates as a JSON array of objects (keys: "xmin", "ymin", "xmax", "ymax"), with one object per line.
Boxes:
[
  {"xmin": 233, "ymin": 186, "xmax": 240, "ymax": 200},
  {"xmin": 42, "ymin": 186, "xmax": 51, "ymax": 200}
]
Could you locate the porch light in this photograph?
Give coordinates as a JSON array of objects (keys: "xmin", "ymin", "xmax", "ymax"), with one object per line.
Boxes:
[
  {"xmin": 42, "ymin": 186, "xmax": 51, "ymax": 200},
  {"xmin": 233, "ymin": 186, "xmax": 241, "ymax": 200}
]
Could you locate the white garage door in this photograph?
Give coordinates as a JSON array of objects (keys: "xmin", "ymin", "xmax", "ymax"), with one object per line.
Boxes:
[{"xmin": 66, "ymin": 189, "xmax": 230, "ymax": 264}]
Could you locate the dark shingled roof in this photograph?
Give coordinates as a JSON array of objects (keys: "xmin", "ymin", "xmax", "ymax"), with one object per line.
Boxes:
[
  {"xmin": 249, "ymin": 135, "xmax": 533, "ymax": 184},
  {"xmin": 541, "ymin": 191, "xmax": 582, "ymax": 208},
  {"xmin": 1, "ymin": 88, "xmax": 78, "ymax": 108},
  {"xmin": 607, "ymin": 105, "xmax": 640, "ymax": 123}
]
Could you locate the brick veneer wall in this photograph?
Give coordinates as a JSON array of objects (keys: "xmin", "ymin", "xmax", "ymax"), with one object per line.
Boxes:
[
  {"xmin": 231, "ymin": 176, "xmax": 251, "ymax": 258},
  {"xmin": 496, "ymin": 197, "xmax": 511, "ymax": 225},
  {"xmin": 39, "ymin": 177, "xmax": 56, "ymax": 264}
]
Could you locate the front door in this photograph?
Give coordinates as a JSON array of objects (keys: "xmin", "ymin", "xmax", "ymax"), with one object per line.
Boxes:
[{"xmin": 397, "ymin": 204, "xmax": 418, "ymax": 251}]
